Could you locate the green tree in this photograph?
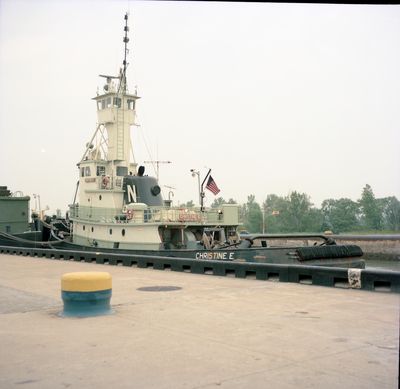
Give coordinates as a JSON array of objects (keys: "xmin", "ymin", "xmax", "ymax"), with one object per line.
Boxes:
[
  {"xmin": 379, "ymin": 196, "xmax": 400, "ymax": 231},
  {"xmin": 359, "ymin": 184, "xmax": 382, "ymax": 230},
  {"xmin": 242, "ymin": 195, "xmax": 263, "ymax": 233},
  {"xmin": 321, "ymin": 198, "xmax": 360, "ymax": 233},
  {"xmin": 286, "ymin": 191, "xmax": 309, "ymax": 232},
  {"xmin": 282, "ymin": 191, "xmax": 318, "ymax": 232},
  {"xmin": 303, "ymin": 207, "xmax": 324, "ymax": 232},
  {"xmin": 211, "ymin": 197, "xmax": 226, "ymax": 208},
  {"xmin": 262, "ymin": 194, "xmax": 287, "ymax": 233},
  {"xmin": 211, "ymin": 197, "xmax": 236, "ymax": 208},
  {"xmin": 261, "ymin": 192, "xmax": 323, "ymax": 233}
]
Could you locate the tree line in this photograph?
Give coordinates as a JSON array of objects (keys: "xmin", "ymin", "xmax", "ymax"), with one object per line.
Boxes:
[{"xmin": 182, "ymin": 184, "xmax": 400, "ymax": 233}]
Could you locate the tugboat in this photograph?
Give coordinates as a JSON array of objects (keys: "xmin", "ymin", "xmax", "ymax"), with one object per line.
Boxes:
[{"xmin": 1, "ymin": 14, "xmax": 365, "ymax": 269}]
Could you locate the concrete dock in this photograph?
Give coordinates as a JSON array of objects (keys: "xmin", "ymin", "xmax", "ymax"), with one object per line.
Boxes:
[{"xmin": 0, "ymin": 253, "xmax": 398, "ymax": 389}]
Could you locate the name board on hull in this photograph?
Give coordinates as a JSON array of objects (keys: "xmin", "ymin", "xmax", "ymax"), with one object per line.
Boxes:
[{"xmin": 195, "ymin": 252, "xmax": 235, "ymax": 260}]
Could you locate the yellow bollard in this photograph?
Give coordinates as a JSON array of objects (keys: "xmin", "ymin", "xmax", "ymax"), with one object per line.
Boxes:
[{"xmin": 61, "ymin": 272, "xmax": 112, "ymax": 317}]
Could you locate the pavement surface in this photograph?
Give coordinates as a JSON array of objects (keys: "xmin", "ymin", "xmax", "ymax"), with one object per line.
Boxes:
[{"xmin": 0, "ymin": 253, "xmax": 399, "ymax": 389}]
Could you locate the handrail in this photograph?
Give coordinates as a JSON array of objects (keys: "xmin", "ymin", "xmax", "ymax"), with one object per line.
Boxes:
[
  {"xmin": 249, "ymin": 234, "xmax": 334, "ymax": 243},
  {"xmin": 0, "ymin": 231, "xmax": 64, "ymax": 246},
  {"xmin": 69, "ymin": 205, "xmax": 226, "ymax": 225}
]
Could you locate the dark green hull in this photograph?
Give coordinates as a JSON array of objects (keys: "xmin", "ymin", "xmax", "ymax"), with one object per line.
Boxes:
[{"xmin": 0, "ymin": 231, "xmax": 365, "ymax": 269}]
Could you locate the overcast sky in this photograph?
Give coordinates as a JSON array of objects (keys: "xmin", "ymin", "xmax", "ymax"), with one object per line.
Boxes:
[{"xmin": 0, "ymin": 1, "xmax": 399, "ymax": 214}]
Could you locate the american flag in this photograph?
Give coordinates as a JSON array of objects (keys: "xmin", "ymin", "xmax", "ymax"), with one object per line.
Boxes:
[{"xmin": 205, "ymin": 175, "xmax": 220, "ymax": 195}]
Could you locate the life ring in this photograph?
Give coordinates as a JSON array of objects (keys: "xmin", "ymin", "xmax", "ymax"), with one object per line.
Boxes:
[{"xmin": 126, "ymin": 209, "xmax": 133, "ymax": 220}]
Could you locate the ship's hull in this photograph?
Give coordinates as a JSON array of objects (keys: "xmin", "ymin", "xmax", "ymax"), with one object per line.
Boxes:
[{"xmin": 0, "ymin": 231, "xmax": 365, "ymax": 269}]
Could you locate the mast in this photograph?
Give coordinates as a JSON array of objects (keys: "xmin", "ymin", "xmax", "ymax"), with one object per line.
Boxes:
[
  {"xmin": 88, "ymin": 12, "xmax": 139, "ymax": 173},
  {"xmin": 122, "ymin": 12, "xmax": 129, "ymax": 94},
  {"xmin": 200, "ymin": 169, "xmax": 211, "ymax": 212}
]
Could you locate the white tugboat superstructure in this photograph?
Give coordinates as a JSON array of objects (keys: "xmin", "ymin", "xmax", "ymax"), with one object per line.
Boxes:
[{"xmin": 69, "ymin": 13, "xmax": 241, "ymax": 251}]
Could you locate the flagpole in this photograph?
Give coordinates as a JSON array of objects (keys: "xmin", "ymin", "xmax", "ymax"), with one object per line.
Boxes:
[{"xmin": 200, "ymin": 169, "xmax": 211, "ymax": 212}]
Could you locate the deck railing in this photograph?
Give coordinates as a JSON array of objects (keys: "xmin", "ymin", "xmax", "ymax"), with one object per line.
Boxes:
[{"xmin": 69, "ymin": 204, "xmax": 225, "ymax": 225}]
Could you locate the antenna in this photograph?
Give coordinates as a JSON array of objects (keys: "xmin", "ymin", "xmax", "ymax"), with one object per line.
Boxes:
[
  {"xmin": 143, "ymin": 160, "xmax": 172, "ymax": 181},
  {"xmin": 122, "ymin": 12, "xmax": 129, "ymax": 93}
]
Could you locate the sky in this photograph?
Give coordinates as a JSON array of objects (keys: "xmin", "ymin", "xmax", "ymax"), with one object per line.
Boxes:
[{"xmin": 0, "ymin": 1, "xmax": 399, "ymax": 215}]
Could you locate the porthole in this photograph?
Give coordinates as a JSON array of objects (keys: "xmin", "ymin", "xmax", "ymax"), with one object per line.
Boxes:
[{"xmin": 122, "ymin": 229, "xmax": 126, "ymax": 237}]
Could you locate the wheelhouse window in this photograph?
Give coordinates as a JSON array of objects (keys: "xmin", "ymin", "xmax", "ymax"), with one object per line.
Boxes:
[
  {"xmin": 113, "ymin": 97, "xmax": 121, "ymax": 108},
  {"xmin": 98, "ymin": 97, "xmax": 125, "ymax": 110},
  {"xmin": 81, "ymin": 167, "xmax": 91, "ymax": 177},
  {"xmin": 127, "ymin": 99, "xmax": 135, "ymax": 110},
  {"xmin": 116, "ymin": 166, "xmax": 128, "ymax": 176},
  {"xmin": 97, "ymin": 166, "xmax": 106, "ymax": 176}
]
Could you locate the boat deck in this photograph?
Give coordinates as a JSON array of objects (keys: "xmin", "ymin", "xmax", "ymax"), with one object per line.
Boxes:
[{"xmin": 0, "ymin": 253, "xmax": 398, "ymax": 388}]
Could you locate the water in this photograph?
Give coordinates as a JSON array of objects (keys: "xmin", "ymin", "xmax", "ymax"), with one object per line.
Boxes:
[{"xmin": 365, "ymin": 258, "xmax": 400, "ymax": 272}]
